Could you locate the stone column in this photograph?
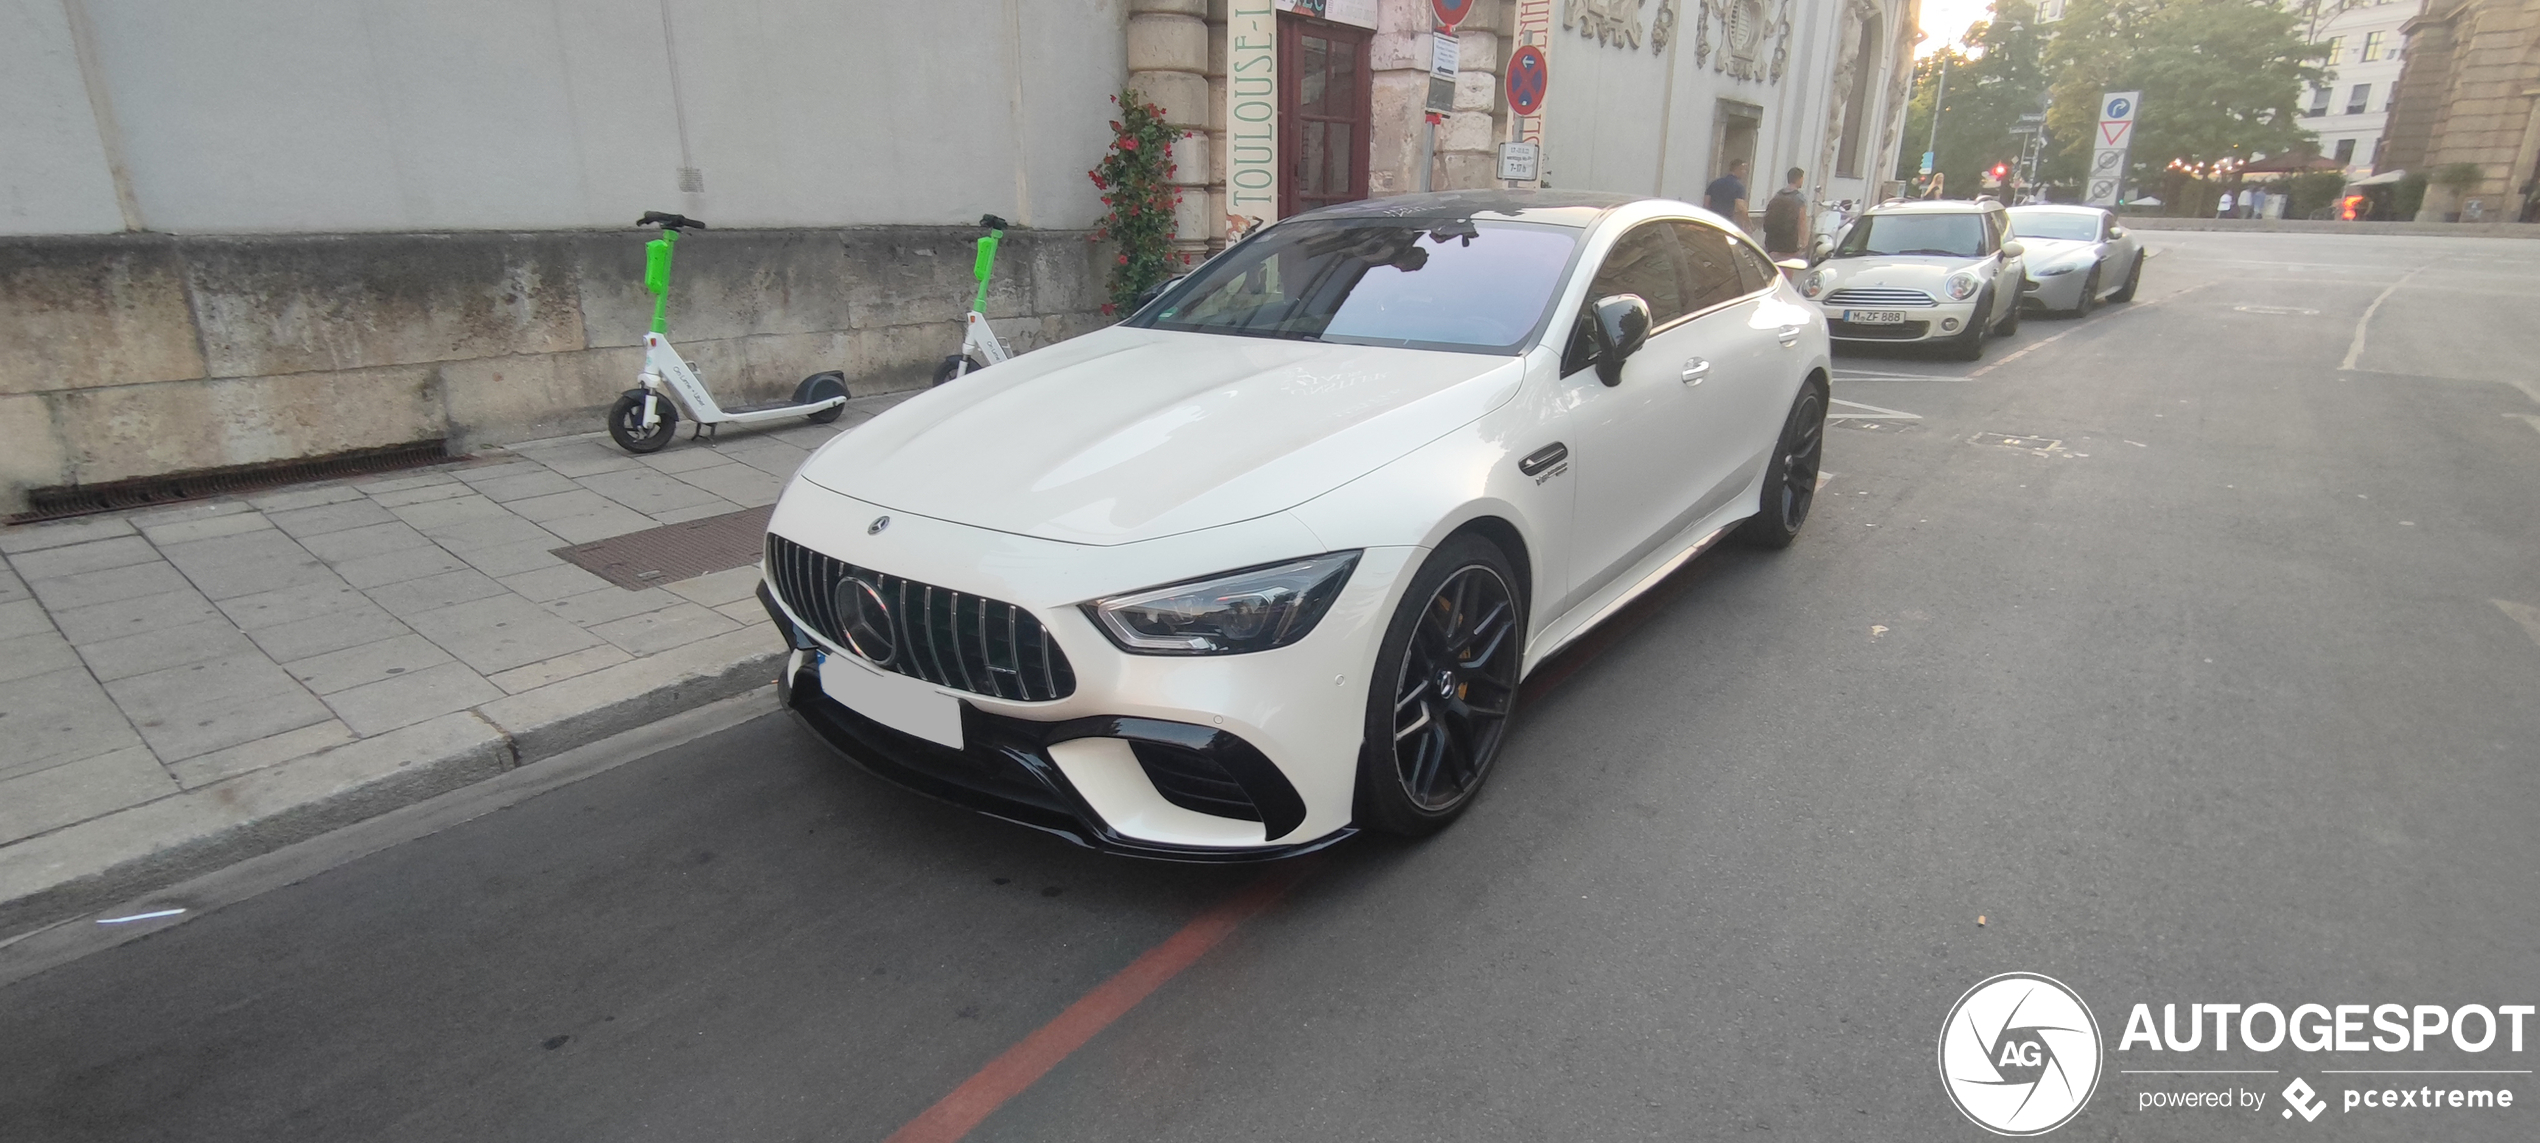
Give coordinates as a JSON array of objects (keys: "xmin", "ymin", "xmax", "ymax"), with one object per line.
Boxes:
[
  {"xmin": 1128, "ymin": 0, "xmax": 1215, "ymax": 257},
  {"xmin": 1437, "ymin": 14, "xmax": 1506, "ymax": 190},
  {"xmin": 1368, "ymin": 0, "xmax": 1432, "ymax": 197}
]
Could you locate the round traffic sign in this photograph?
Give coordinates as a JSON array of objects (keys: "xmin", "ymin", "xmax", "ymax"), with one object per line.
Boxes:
[
  {"xmin": 1506, "ymin": 45, "xmax": 1548, "ymax": 116},
  {"xmin": 1433, "ymin": 0, "xmax": 1476, "ymax": 29},
  {"xmin": 2104, "ymin": 96, "xmax": 2132, "ymax": 119}
]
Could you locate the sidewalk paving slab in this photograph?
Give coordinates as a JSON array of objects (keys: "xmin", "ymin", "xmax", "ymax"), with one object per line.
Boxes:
[{"xmin": 0, "ymin": 392, "xmax": 912, "ymax": 936}]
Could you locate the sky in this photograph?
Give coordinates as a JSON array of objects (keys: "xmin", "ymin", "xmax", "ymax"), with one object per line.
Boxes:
[{"xmin": 1918, "ymin": 0, "xmax": 1997, "ymax": 56}]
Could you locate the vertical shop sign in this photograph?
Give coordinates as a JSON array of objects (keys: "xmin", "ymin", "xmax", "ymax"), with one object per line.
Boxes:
[{"xmin": 1228, "ymin": 4, "xmax": 1280, "ymax": 225}]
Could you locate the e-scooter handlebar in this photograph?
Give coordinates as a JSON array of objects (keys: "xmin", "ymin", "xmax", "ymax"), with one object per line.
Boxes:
[{"xmin": 637, "ymin": 211, "xmax": 708, "ymax": 231}]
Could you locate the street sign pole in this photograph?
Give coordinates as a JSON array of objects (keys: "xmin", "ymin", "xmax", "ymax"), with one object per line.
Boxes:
[{"xmin": 2086, "ymin": 90, "xmax": 2141, "ymax": 207}]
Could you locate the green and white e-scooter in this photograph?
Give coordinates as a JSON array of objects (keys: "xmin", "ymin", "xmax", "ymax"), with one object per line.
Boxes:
[
  {"xmin": 932, "ymin": 214, "xmax": 1015, "ymax": 385},
  {"xmin": 608, "ymin": 211, "xmax": 849, "ymax": 453}
]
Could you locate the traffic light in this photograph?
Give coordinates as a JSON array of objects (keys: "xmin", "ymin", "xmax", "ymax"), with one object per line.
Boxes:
[{"xmin": 1990, "ymin": 163, "xmax": 2009, "ymax": 180}]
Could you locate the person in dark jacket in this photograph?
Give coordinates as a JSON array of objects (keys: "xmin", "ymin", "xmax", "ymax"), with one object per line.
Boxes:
[
  {"xmin": 1704, "ymin": 161, "xmax": 1749, "ymax": 228},
  {"xmin": 1763, "ymin": 167, "xmax": 1809, "ymax": 258}
]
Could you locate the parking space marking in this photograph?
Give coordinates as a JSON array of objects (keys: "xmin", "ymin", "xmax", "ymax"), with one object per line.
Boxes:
[
  {"xmin": 2340, "ymin": 264, "xmax": 2433, "ymax": 372},
  {"xmin": 1829, "ymin": 399, "xmax": 1921, "ymax": 421},
  {"xmin": 1833, "ymin": 368, "xmax": 1969, "ymax": 382},
  {"xmin": 884, "ymin": 865, "xmax": 1311, "ymax": 1143},
  {"xmin": 2495, "ymin": 601, "xmax": 2540, "ymax": 650}
]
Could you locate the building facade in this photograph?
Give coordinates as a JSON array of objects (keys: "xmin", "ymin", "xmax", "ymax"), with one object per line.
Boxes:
[
  {"xmin": 2295, "ymin": 0, "xmax": 2425, "ymax": 177},
  {"xmin": 2380, "ymin": 0, "xmax": 2540, "ymax": 220},
  {"xmin": 2, "ymin": 0, "xmax": 1914, "ymax": 514}
]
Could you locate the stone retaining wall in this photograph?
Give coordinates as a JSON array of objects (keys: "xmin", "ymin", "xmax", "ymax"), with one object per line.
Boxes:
[
  {"xmin": 2116, "ymin": 217, "xmax": 2540, "ymax": 238},
  {"xmin": 0, "ymin": 226, "xmax": 1111, "ymax": 514}
]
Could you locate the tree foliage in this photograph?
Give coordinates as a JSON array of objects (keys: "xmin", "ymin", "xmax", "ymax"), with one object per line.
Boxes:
[
  {"xmin": 2040, "ymin": 0, "xmax": 2324, "ymax": 193},
  {"xmin": 1894, "ymin": 2, "xmax": 2052, "ymax": 198}
]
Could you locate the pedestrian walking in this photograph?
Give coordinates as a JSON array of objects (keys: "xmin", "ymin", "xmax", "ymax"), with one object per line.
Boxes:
[
  {"xmin": 2237, "ymin": 186, "xmax": 2256, "ymax": 218},
  {"xmin": 1705, "ymin": 160, "xmax": 1749, "ymax": 230},
  {"xmin": 1764, "ymin": 167, "xmax": 1809, "ymax": 260},
  {"xmin": 2217, "ymin": 190, "xmax": 2235, "ymax": 218}
]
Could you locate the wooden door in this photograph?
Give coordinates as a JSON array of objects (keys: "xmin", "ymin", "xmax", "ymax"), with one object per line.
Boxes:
[{"xmin": 1278, "ymin": 14, "xmax": 1372, "ymax": 217}]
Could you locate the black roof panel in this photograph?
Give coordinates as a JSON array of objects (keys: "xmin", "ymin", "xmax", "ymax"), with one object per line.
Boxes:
[{"xmin": 1290, "ymin": 189, "xmax": 1649, "ymax": 228}]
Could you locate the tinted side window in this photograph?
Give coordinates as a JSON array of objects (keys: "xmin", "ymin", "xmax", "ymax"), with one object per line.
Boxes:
[
  {"xmin": 1586, "ymin": 223, "xmax": 1689, "ymax": 324},
  {"xmin": 1732, "ymin": 241, "xmax": 1780, "ymax": 294},
  {"xmin": 1671, "ymin": 222, "xmax": 1749, "ymax": 312}
]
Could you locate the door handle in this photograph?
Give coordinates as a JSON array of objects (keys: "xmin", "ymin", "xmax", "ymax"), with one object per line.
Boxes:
[
  {"xmin": 1777, "ymin": 324, "xmax": 1803, "ymax": 346},
  {"xmin": 1681, "ymin": 359, "xmax": 1711, "ymax": 384}
]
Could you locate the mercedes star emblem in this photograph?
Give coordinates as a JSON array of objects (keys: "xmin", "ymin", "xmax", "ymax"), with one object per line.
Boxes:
[{"xmin": 868, "ymin": 515, "xmax": 890, "ymax": 535}]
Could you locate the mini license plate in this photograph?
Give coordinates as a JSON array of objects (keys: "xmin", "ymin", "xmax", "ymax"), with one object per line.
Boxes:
[
  {"xmin": 1843, "ymin": 309, "xmax": 1907, "ymax": 324},
  {"xmin": 819, "ymin": 652, "xmax": 965, "ymax": 748}
]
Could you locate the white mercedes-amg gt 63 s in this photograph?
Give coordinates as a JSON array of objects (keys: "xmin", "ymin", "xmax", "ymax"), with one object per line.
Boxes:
[{"xmin": 755, "ymin": 190, "xmax": 1831, "ymax": 859}]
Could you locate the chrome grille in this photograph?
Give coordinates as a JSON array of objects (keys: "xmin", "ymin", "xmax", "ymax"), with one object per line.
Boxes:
[
  {"xmin": 1823, "ymin": 287, "xmax": 1938, "ymax": 307},
  {"xmin": 765, "ymin": 533, "xmax": 1075, "ymax": 702}
]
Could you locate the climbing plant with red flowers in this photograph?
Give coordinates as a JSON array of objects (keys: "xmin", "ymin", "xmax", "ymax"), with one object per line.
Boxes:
[{"xmin": 1088, "ymin": 90, "xmax": 1185, "ymax": 315}]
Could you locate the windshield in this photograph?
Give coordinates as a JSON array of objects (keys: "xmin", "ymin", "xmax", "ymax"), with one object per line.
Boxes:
[
  {"xmin": 2008, "ymin": 211, "xmax": 2101, "ymax": 242},
  {"xmin": 1132, "ymin": 218, "xmax": 1581, "ymax": 353},
  {"xmin": 1834, "ymin": 212, "xmax": 1987, "ymax": 259}
]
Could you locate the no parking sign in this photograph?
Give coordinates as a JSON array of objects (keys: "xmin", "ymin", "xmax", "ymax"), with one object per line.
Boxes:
[
  {"xmin": 1432, "ymin": 0, "xmax": 1474, "ymax": 30},
  {"xmin": 1505, "ymin": 45, "xmax": 1548, "ymax": 116}
]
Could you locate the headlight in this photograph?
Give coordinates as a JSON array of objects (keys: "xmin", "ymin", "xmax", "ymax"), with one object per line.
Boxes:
[
  {"xmin": 2033, "ymin": 262, "xmax": 2081, "ymax": 277},
  {"xmin": 1944, "ymin": 272, "xmax": 1980, "ymax": 300},
  {"xmin": 1802, "ymin": 269, "xmax": 1831, "ymax": 298},
  {"xmin": 1084, "ymin": 552, "xmax": 1361, "ymax": 655}
]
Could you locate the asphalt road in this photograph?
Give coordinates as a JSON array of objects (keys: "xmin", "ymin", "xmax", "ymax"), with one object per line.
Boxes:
[{"xmin": 5, "ymin": 232, "xmax": 2537, "ymax": 1142}]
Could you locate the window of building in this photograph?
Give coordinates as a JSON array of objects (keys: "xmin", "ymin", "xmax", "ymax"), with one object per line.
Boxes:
[
  {"xmin": 1834, "ymin": 14, "xmax": 1882, "ymax": 178},
  {"xmin": 1277, "ymin": 15, "xmax": 1371, "ymax": 218},
  {"xmin": 2346, "ymin": 84, "xmax": 2371, "ymax": 114},
  {"xmin": 2324, "ymin": 36, "xmax": 2344, "ymax": 64},
  {"xmin": 2366, "ymin": 136, "xmax": 2382, "ymax": 169},
  {"xmin": 2360, "ymin": 31, "xmax": 2386, "ymax": 61},
  {"xmin": 2334, "ymin": 138, "xmax": 2357, "ymax": 164},
  {"xmin": 2309, "ymin": 86, "xmax": 2331, "ymax": 116}
]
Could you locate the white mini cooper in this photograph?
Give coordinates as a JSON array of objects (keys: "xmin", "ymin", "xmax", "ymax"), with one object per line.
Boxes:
[
  {"xmin": 756, "ymin": 190, "xmax": 1831, "ymax": 858},
  {"xmin": 1800, "ymin": 199, "xmax": 2028, "ymax": 360}
]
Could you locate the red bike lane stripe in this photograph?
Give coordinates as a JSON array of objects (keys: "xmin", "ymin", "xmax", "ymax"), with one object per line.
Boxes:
[
  {"xmin": 885, "ymin": 549, "xmax": 1707, "ymax": 1140},
  {"xmin": 883, "ymin": 865, "xmax": 1310, "ymax": 1143}
]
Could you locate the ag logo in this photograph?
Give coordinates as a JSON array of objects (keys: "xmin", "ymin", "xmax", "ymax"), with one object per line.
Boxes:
[{"xmin": 1939, "ymin": 972, "xmax": 2103, "ymax": 1135}]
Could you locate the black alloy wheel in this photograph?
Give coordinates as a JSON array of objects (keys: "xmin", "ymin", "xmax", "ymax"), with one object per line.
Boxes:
[
  {"xmin": 607, "ymin": 390, "xmax": 678, "ymax": 453},
  {"xmin": 1994, "ymin": 283, "xmax": 2021, "ymax": 335},
  {"xmin": 1739, "ymin": 379, "xmax": 1827, "ymax": 549},
  {"xmin": 1949, "ymin": 290, "xmax": 1991, "ymax": 361},
  {"xmin": 2073, "ymin": 267, "xmax": 2100, "ymax": 317},
  {"xmin": 2108, "ymin": 252, "xmax": 2143, "ymax": 302},
  {"xmin": 1356, "ymin": 536, "xmax": 1525, "ymax": 836}
]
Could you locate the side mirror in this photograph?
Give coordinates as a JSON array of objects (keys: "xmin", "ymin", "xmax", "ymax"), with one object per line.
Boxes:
[
  {"xmin": 2107, "ymin": 226, "xmax": 2127, "ymax": 239},
  {"xmin": 1132, "ymin": 275, "xmax": 1184, "ymax": 311},
  {"xmin": 1999, "ymin": 239, "xmax": 2027, "ymax": 259},
  {"xmin": 1588, "ymin": 294, "xmax": 1653, "ymax": 387}
]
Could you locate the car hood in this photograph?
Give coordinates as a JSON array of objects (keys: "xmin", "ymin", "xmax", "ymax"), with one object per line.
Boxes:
[
  {"xmin": 1820, "ymin": 254, "xmax": 1990, "ymax": 288},
  {"xmin": 798, "ymin": 325, "xmax": 1523, "ymax": 546},
  {"xmin": 2015, "ymin": 236, "xmax": 2097, "ymax": 267}
]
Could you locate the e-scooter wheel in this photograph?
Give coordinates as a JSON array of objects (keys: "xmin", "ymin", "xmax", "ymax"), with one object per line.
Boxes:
[
  {"xmin": 932, "ymin": 354, "xmax": 985, "ymax": 387},
  {"xmin": 608, "ymin": 390, "xmax": 678, "ymax": 453},
  {"xmin": 795, "ymin": 371, "xmax": 848, "ymax": 424}
]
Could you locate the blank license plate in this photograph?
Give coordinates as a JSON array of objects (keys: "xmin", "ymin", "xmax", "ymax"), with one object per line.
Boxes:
[
  {"xmin": 819, "ymin": 652, "xmax": 965, "ymax": 748},
  {"xmin": 1843, "ymin": 309, "xmax": 1907, "ymax": 324}
]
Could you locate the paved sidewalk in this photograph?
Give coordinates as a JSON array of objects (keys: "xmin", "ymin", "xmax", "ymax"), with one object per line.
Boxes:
[{"xmin": 0, "ymin": 394, "xmax": 911, "ymax": 932}]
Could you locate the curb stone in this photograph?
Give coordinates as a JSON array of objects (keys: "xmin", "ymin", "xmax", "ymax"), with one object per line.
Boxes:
[{"xmin": 0, "ymin": 636, "xmax": 784, "ymax": 937}]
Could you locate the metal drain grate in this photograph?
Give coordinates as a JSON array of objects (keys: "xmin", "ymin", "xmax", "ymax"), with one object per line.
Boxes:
[
  {"xmin": 10, "ymin": 440, "xmax": 453, "ymax": 524},
  {"xmin": 553, "ymin": 504, "xmax": 774, "ymax": 590}
]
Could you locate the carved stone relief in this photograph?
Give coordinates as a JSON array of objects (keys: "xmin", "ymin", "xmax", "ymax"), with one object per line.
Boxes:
[
  {"xmin": 1562, "ymin": 0, "xmax": 1646, "ymax": 50},
  {"xmin": 1693, "ymin": 0, "xmax": 1791, "ymax": 82}
]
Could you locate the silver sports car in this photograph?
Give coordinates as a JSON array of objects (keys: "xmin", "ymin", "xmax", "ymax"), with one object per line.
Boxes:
[{"xmin": 2007, "ymin": 205, "xmax": 2144, "ymax": 316}]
